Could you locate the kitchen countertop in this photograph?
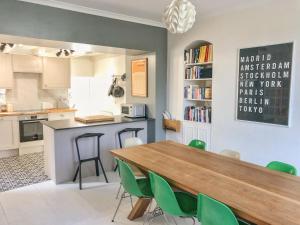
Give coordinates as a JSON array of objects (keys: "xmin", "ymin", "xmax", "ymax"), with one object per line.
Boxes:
[
  {"xmin": 0, "ymin": 108, "xmax": 77, "ymax": 117},
  {"xmin": 41, "ymin": 116, "xmax": 153, "ymax": 130}
]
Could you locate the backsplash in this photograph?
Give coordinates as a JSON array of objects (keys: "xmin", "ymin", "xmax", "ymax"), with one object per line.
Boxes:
[{"xmin": 4, "ymin": 73, "xmax": 69, "ymax": 111}]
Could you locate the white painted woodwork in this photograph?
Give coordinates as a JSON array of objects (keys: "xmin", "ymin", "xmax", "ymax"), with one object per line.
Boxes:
[
  {"xmin": 42, "ymin": 57, "xmax": 71, "ymax": 89},
  {"xmin": 19, "ymin": 140, "xmax": 44, "ymax": 155},
  {"xmin": 43, "ymin": 126, "xmax": 56, "ymax": 180},
  {"xmin": 0, "ymin": 116, "xmax": 19, "ymax": 151},
  {"xmin": 48, "ymin": 112, "xmax": 75, "ymax": 121},
  {"xmin": 12, "ymin": 54, "xmax": 43, "ymax": 73},
  {"xmin": 0, "ymin": 53, "xmax": 13, "ymax": 89},
  {"xmin": 182, "ymin": 121, "xmax": 211, "ymax": 149},
  {"xmin": 43, "ymin": 121, "xmax": 148, "ymax": 184}
]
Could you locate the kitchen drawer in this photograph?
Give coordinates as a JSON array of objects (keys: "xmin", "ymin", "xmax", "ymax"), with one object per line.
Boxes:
[{"xmin": 48, "ymin": 112, "xmax": 75, "ymax": 121}]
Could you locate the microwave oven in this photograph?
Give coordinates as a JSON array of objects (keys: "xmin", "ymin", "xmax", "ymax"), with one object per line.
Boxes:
[{"xmin": 121, "ymin": 104, "xmax": 146, "ymax": 118}]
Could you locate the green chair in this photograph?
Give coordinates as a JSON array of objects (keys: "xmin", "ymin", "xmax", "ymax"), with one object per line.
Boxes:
[
  {"xmin": 148, "ymin": 171, "xmax": 197, "ymax": 223},
  {"xmin": 197, "ymin": 194, "xmax": 250, "ymax": 225},
  {"xmin": 266, "ymin": 161, "xmax": 297, "ymax": 175},
  {"xmin": 112, "ymin": 159, "xmax": 153, "ymax": 222},
  {"xmin": 188, "ymin": 139, "xmax": 206, "ymax": 150}
]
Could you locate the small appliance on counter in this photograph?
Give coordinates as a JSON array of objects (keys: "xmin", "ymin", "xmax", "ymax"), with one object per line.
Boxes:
[
  {"xmin": 121, "ymin": 103, "xmax": 146, "ymax": 118},
  {"xmin": 0, "ymin": 104, "xmax": 7, "ymax": 112},
  {"xmin": 6, "ymin": 103, "xmax": 13, "ymax": 112}
]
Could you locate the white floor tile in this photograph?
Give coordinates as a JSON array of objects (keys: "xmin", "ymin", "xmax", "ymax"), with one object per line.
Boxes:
[
  {"xmin": 0, "ymin": 194, "xmax": 8, "ymax": 225},
  {"xmin": 0, "ymin": 172, "xmax": 199, "ymax": 225}
]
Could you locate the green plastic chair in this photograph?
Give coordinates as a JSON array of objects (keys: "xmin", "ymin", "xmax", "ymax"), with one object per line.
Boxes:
[
  {"xmin": 266, "ymin": 161, "xmax": 297, "ymax": 176},
  {"xmin": 112, "ymin": 159, "xmax": 153, "ymax": 222},
  {"xmin": 188, "ymin": 139, "xmax": 206, "ymax": 150},
  {"xmin": 197, "ymin": 194, "xmax": 250, "ymax": 225},
  {"xmin": 148, "ymin": 171, "xmax": 197, "ymax": 218}
]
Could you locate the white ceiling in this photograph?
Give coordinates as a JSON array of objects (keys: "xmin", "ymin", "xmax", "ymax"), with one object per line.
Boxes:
[{"xmin": 20, "ymin": 0, "xmax": 272, "ymax": 27}]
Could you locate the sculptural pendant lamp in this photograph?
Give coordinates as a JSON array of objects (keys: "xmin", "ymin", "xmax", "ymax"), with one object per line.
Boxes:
[{"xmin": 163, "ymin": 0, "xmax": 196, "ymax": 34}]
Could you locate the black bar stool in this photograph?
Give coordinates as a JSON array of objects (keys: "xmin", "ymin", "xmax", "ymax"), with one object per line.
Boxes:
[
  {"xmin": 73, "ymin": 133, "xmax": 108, "ymax": 189},
  {"xmin": 114, "ymin": 128, "xmax": 144, "ymax": 172}
]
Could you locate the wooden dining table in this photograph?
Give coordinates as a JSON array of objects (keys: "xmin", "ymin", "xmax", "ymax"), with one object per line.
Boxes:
[{"xmin": 110, "ymin": 140, "xmax": 300, "ymax": 225}]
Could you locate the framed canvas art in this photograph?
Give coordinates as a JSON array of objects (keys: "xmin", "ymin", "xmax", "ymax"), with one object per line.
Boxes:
[{"xmin": 131, "ymin": 58, "xmax": 148, "ymax": 97}]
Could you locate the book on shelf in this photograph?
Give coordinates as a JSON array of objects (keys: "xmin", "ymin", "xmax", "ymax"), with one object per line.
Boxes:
[
  {"xmin": 184, "ymin": 44, "xmax": 213, "ymax": 64},
  {"xmin": 184, "ymin": 106, "xmax": 212, "ymax": 123},
  {"xmin": 185, "ymin": 65, "xmax": 212, "ymax": 79},
  {"xmin": 184, "ymin": 85, "xmax": 212, "ymax": 100}
]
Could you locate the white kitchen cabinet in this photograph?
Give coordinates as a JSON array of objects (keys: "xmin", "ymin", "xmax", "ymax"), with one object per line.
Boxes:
[
  {"xmin": 0, "ymin": 53, "xmax": 13, "ymax": 89},
  {"xmin": 182, "ymin": 121, "xmax": 211, "ymax": 149},
  {"xmin": 0, "ymin": 116, "xmax": 19, "ymax": 151},
  {"xmin": 42, "ymin": 57, "xmax": 70, "ymax": 89},
  {"xmin": 48, "ymin": 112, "xmax": 75, "ymax": 121},
  {"xmin": 12, "ymin": 54, "xmax": 43, "ymax": 73}
]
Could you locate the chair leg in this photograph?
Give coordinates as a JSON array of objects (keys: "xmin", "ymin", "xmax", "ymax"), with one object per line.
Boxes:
[
  {"xmin": 112, "ymin": 191, "xmax": 125, "ymax": 222},
  {"xmin": 115, "ymin": 183, "xmax": 122, "ymax": 199},
  {"xmin": 73, "ymin": 165, "xmax": 79, "ymax": 182},
  {"xmin": 79, "ymin": 163, "xmax": 82, "ymax": 190},
  {"xmin": 98, "ymin": 158, "xmax": 108, "ymax": 183},
  {"xmin": 130, "ymin": 195, "xmax": 134, "ymax": 209},
  {"xmin": 95, "ymin": 159, "xmax": 99, "ymax": 176},
  {"xmin": 114, "ymin": 164, "xmax": 118, "ymax": 172}
]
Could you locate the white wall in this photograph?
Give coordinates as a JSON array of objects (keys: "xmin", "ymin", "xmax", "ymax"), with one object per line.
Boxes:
[
  {"xmin": 70, "ymin": 55, "xmax": 126, "ymax": 116},
  {"xmin": 167, "ymin": 1, "xmax": 300, "ymax": 170},
  {"xmin": 5, "ymin": 73, "xmax": 68, "ymax": 110}
]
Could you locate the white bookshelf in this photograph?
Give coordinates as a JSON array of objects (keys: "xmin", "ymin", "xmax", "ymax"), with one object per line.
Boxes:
[
  {"xmin": 183, "ymin": 40, "xmax": 213, "ymax": 125},
  {"xmin": 185, "ymin": 61, "xmax": 213, "ymax": 66}
]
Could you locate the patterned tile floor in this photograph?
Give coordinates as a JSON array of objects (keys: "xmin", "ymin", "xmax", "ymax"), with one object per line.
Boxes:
[{"xmin": 0, "ymin": 153, "xmax": 49, "ymax": 192}]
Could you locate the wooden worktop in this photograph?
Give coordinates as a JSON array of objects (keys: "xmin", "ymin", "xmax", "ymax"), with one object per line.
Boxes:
[{"xmin": 0, "ymin": 108, "xmax": 76, "ymax": 117}]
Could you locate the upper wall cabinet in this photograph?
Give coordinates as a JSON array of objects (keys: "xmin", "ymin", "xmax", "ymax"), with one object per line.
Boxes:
[
  {"xmin": 12, "ymin": 54, "xmax": 43, "ymax": 73},
  {"xmin": 0, "ymin": 53, "xmax": 13, "ymax": 89},
  {"xmin": 42, "ymin": 57, "xmax": 71, "ymax": 89}
]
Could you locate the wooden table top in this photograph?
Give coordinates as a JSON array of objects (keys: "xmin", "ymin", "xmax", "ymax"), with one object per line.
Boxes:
[{"xmin": 111, "ymin": 140, "xmax": 300, "ymax": 225}]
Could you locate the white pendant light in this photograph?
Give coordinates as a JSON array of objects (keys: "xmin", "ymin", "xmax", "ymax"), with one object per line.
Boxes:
[{"xmin": 163, "ymin": 0, "xmax": 196, "ymax": 34}]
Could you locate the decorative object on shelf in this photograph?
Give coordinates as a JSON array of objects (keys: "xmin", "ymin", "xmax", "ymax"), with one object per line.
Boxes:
[
  {"xmin": 56, "ymin": 49, "xmax": 74, "ymax": 57},
  {"xmin": 131, "ymin": 58, "xmax": 148, "ymax": 97},
  {"xmin": 163, "ymin": 0, "xmax": 196, "ymax": 34},
  {"xmin": 237, "ymin": 42, "xmax": 293, "ymax": 126}
]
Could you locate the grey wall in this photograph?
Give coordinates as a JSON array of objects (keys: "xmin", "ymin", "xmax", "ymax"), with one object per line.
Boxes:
[
  {"xmin": 126, "ymin": 53, "xmax": 156, "ymax": 119},
  {"xmin": 0, "ymin": 0, "xmax": 167, "ymax": 140}
]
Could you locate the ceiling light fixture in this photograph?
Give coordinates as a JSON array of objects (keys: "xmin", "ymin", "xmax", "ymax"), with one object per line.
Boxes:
[
  {"xmin": 0, "ymin": 43, "xmax": 15, "ymax": 52},
  {"xmin": 56, "ymin": 49, "xmax": 74, "ymax": 57},
  {"xmin": 163, "ymin": 0, "xmax": 196, "ymax": 34}
]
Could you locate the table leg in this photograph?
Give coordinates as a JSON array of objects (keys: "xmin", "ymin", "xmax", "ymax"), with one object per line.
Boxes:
[{"xmin": 127, "ymin": 197, "xmax": 151, "ymax": 220}]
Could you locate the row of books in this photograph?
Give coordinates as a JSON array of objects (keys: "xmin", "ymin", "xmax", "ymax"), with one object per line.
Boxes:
[
  {"xmin": 184, "ymin": 106, "xmax": 212, "ymax": 123},
  {"xmin": 184, "ymin": 44, "xmax": 213, "ymax": 64},
  {"xmin": 185, "ymin": 66, "xmax": 212, "ymax": 79},
  {"xmin": 184, "ymin": 85, "xmax": 212, "ymax": 100}
]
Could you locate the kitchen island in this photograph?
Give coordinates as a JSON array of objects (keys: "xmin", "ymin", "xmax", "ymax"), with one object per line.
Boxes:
[{"xmin": 42, "ymin": 116, "xmax": 154, "ymax": 184}]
